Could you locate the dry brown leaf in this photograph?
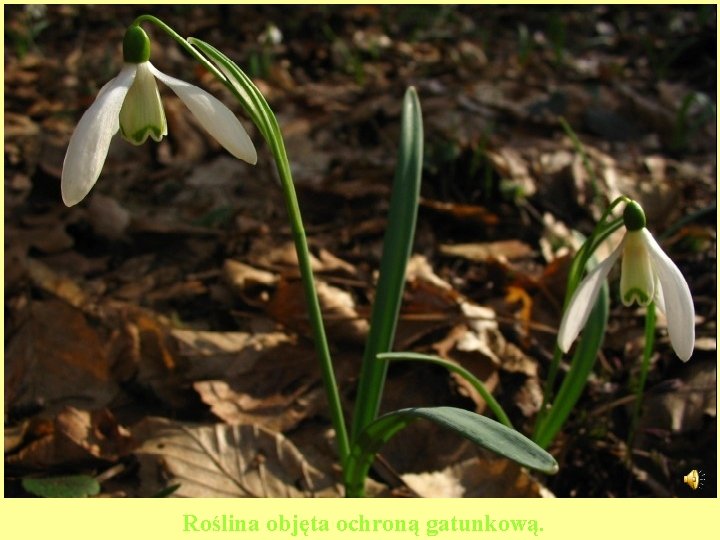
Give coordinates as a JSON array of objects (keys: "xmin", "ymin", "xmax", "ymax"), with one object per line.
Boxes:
[
  {"xmin": 193, "ymin": 380, "xmax": 322, "ymax": 432},
  {"xmin": 4, "ymin": 110, "xmax": 41, "ymax": 137},
  {"xmin": 5, "ymin": 421, "xmax": 31, "ymax": 455},
  {"xmin": 420, "ymin": 198, "xmax": 499, "ymax": 225},
  {"xmin": 7, "ymin": 407, "xmax": 132, "ymax": 468},
  {"xmin": 24, "ymin": 258, "xmax": 89, "ymax": 308},
  {"xmin": 249, "ymin": 240, "xmax": 315, "ymax": 272},
  {"xmin": 134, "ymin": 418, "xmax": 341, "ymax": 497},
  {"xmin": 107, "ymin": 307, "xmax": 189, "ymax": 408},
  {"xmin": 402, "ymin": 258, "xmax": 542, "ymax": 417},
  {"xmin": 172, "ymin": 328, "xmax": 324, "ymax": 430},
  {"xmin": 538, "ymin": 212, "xmax": 583, "ymax": 262},
  {"xmin": 485, "ymin": 147, "xmax": 537, "ymax": 197},
  {"xmin": 458, "ymin": 302, "xmax": 538, "ymax": 377},
  {"xmin": 172, "ymin": 329, "xmax": 293, "ymax": 381},
  {"xmin": 5, "ymin": 300, "xmax": 118, "ymax": 417},
  {"xmin": 402, "ymin": 456, "xmax": 553, "ymax": 498},
  {"xmin": 53, "ymin": 407, "xmax": 133, "ymax": 461},
  {"xmin": 439, "ymin": 240, "xmax": 534, "ymax": 263},
  {"xmin": 315, "ymin": 248, "xmax": 358, "ymax": 277},
  {"xmin": 224, "ymin": 259, "xmax": 278, "ymax": 289},
  {"xmin": 223, "ymin": 259, "xmax": 278, "ymax": 307},
  {"xmin": 393, "ymin": 256, "xmax": 461, "ymax": 349},
  {"xmin": 266, "ymin": 278, "xmax": 368, "ymax": 345},
  {"xmin": 640, "ymin": 359, "xmax": 716, "ymax": 433}
]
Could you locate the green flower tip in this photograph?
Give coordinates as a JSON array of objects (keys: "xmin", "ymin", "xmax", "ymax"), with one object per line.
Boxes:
[
  {"xmin": 623, "ymin": 200, "xmax": 646, "ymax": 232},
  {"xmin": 123, "ymin": 25, "xmax": 151, "ymax": 64}
]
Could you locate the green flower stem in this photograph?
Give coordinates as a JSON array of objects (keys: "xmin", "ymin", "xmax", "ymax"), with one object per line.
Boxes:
[
  {"xmin": 627, "ymin": 302, "xmax": 656, "ymax": 450},
  {"xmin": 377, "ymin": 352, "xmax": 513, "ymax": 429},
  {"xmin": 133, "ymin": 17, "xmax": 351, "ymax": 465}
]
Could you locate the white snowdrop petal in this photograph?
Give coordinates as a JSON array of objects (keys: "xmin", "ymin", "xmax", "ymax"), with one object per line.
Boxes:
[
  {"xmin": 61, "ymin": 65, "xmax": 137, "ymax": 206},
  {"xmin": 557, "ymin": 239, "xmax": 624, "ymax": 353},
  {"xmin": 653, "ymin": 275, "xmax": 667, "ymax": 315},
  {"xmin": 642, "ymin": 229, "xmax": 695, "ymax": 361},
  {"xmin": 148, "ymin": 63, "xmax": 257, "ymax": 164}
]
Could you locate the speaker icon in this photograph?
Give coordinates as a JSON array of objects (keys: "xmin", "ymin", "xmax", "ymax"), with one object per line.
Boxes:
[{"xmin": 683, "ymin": 469, "xmax": 705, "ymax": 490}]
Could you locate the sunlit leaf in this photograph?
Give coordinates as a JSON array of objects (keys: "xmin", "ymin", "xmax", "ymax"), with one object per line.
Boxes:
[
  {"xmin": 346, "ymin": 406, "xmax": 557, "ymax": 496},
  {"xmin": 22, "ymin": 475, "xmax": 100, "ymax": 498}
]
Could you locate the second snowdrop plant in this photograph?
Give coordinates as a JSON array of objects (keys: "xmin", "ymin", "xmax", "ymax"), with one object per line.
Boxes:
[
  {"xmin": 558, "ymin": 200, "xmax": 695, "ymax": 362},
  {"xmin": 61, "ymin": 25, "xmax": 256, "ymax": 207},
  {"xmin": 533, "ymin": 195, "xmax": 696, "ymax": 449}
]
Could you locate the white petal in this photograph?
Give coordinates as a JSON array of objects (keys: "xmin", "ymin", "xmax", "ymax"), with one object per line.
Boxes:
[
  {"xmin": 557, "ymin": 238, "xmax": 624, "ymax": 353},
  {"xmin": 148, "ymin": 63, "xmax": 257, "ymax": 164},
  {"xmin": 61, "ymin": 65, "xmax": 137, "ymax": 206},
  {"xmin": 642, "ymin": 229, "xmax": 695, "ymax": 361},
  {"xmin": 653, "ymin": 275, "xmax": 667, "ymax": 315}
]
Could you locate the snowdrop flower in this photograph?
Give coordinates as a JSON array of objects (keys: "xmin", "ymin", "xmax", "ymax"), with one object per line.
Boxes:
[
  {"xmin": 558, "ymin": 201, "xmax": 695, "ymax": 361},
  {"xmin": 61, "ymin": 25, "xmax": 256, "ymax": 206}
]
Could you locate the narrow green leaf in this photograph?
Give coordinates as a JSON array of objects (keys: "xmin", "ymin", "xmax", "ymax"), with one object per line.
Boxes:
[
  {"xmin": 22, "ymin": 475, "xmax": 100, "ymax": 498},
  {"xmin": 346, "ymin": 406, "xmax": 557, "ymax": 497},
  {"xmin": 377, "ymin": 352, "xmax": 513, "ymax": 428},
  {"xmin": 533, "ymin": 281, "xmax": 609, "ymax": 449},
  {"xmin": 350, "ymin": 87, "xmax": 424, "ymax": 441}
]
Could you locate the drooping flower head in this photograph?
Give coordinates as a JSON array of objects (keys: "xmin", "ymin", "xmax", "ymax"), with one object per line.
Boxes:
[
  {"xmin": 61, "ymin": 25, "xmax": 256, "ymax": 206},
  {"xmin": 558, "ymin": 201, "xmax": 695, "ymax": 361}
]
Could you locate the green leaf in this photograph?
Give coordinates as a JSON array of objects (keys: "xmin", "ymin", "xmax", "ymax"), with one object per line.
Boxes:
[
  {"xmin": 345, "ymin": 406, "xmax": 557, "ymax": 497},
  {"xmin": 377, "ymin": 352, "xmax": 513, "ymax": 429},
  {"xmin": 350, "ymin": 87, "xmax": 424, "ymax": 441},
  {"xmin": 22, "ymin": 475, "xmax": 100, "ymax": 498}
]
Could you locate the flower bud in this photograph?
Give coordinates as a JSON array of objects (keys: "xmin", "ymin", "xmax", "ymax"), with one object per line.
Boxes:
[
  {"xmin": 123, "ymin": 25, "xmax": 151, "ymax": 64},
  {"xmin": 623, "ymin": 200, "xmax": 646, "ymax": 232}
]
